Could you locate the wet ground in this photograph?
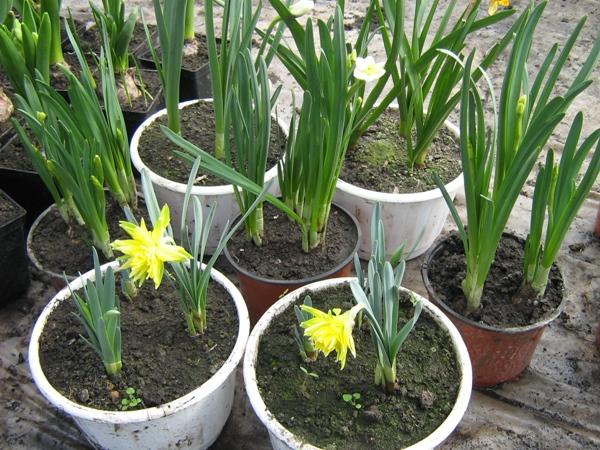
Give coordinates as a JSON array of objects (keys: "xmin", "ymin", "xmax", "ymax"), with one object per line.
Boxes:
[{"xmin": 1, "ymin": 0, "xmax": 599, "ymax": 449}]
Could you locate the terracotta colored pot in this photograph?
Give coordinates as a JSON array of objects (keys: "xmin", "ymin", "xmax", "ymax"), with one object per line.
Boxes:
[
  {"xmin": 595, "ymin": 205, "xmax": 600, "ymax": 237},
  {"xmin": 225, "ymin": 204, "xmax": 361, "ymax": 325},
  {"xmin": 421, "ymin": 236, "xmax": 566, "ymax": 388}
]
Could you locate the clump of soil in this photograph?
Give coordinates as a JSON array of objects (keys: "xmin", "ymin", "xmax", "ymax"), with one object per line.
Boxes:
[
  {"xmin": 39, "ymin": 276, "xmax": 238, "ymax": 411},
  {"xmin": 227, "ymin": 203, "xmax": 358, "ymax": 280},
  {"xmin": 256, "ymin": 282, "xmax": 461, "ymax": 449},
  {"xmin": 340, "ymin": 108, "xmax": 462, "ymax": 193},
  {"xmin": 425, "ymin": 233, "xmax": 564, "ymax": 327},
  {"xmin": 137, "ymin": 101, "xmax": 286, "ymax": 185}
]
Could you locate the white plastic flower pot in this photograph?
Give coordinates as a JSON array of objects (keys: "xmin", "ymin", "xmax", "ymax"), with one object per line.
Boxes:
[
  {"xmin": 130, "ymin": 99, "xmax": 285, "ymax": 254},
  {"xmin": 244, "ymin": 277, "xmax": 473, "ymax": 450},
  {"xmin": 334, "ymin": 120, "xmax": 463, "ymax": 260},
  {"xmin": 29, "ymin": 261, "xmax": 250, "ymax": 450}
]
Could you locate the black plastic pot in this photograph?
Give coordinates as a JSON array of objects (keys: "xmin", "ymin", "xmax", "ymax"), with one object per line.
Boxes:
[
  {"xmin": 139, "ymin": 33, "xmax": 211, "ymax": 101},
  {"xmin": 121, "ymin": 69, "xmax": 164, "ymax": 141},
  {"xmin": 0, "ymin": 136, "xmax": 53, "ymax": 229},
  {"xmin": 0, "ymin": 189, "xmax": 30, "ymax": 304}
]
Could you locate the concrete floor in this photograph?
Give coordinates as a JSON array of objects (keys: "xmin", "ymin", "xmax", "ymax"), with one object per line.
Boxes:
[{"xmin": 1, "ymin": 0, "xmax": 599, "ymax": 448}]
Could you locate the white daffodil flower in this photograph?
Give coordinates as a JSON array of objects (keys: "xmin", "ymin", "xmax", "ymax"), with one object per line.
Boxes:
[{"xmin": 353, "ymin": 56, "xmax": 385, "ymax": 82}]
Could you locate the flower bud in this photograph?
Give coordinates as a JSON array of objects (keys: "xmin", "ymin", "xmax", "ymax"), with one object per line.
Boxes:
[
  {"xmin": 516, "ymin": 95, "xmax": 527, "ymax": 116},
  {"xmin": 36, "ymin": 111, "xmax": 47, "ymax": 122},
  {"xmin": 289, "ymin": 0, "xmax": 314, "ymax": 17}
]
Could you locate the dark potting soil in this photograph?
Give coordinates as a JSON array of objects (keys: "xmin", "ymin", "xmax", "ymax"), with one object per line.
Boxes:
[
  {"xmin": 0, "ymin": 136, "xmax": 34, "ymax": 172},
  {"xmin": 227, "ymin": 203, "xmax": 358, "ymax": 280},
  {"xmin": 340, "ymin": 108, "xmax": 462, "ymax": 193},
  {"xmin": 141, "ymin": 32, "xmax": 210, "ymax": 71},
  {"xmin": 50, "ymin": 53, "xmax": 84, "ymax": 92},
  {"xmin": 63, "ymin": 19, "xmax": 157, "ymax": 57},
  {"xmin": 137, "ymin": 101, "xmax": 285, "ymax": 185},
  {"xmin": 0, "ymin": 191, "xmax": 21, "ymax": 226},
  {"xmin": 256, "ymin": 283, "xmax": 461, "ymax": 449},
  {"xmin": 110, "ymin": 68, "xmax": 162, "ymax": 114},
  {"xmin": 29, "ymin": 198, "xmax": 146, "ymax": 276},
  {"xmin": 39, "ymin": 275, "xmax": 238, "ymax": 411},
  {"xmin": 426, "ymin": 233, "xmax": 564, "ymax": 327}
]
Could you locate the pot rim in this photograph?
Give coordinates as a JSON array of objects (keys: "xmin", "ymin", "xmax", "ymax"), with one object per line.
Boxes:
[
  {"xmin": 130, "ymin": 98, "xmax": 287, "ymax": 196},
  {"xmin": 0, "ymin": 188, "xmax": 27, "ymax": 229},
  {"xmin": 28, "ymin": 260, "xmax": 250, "ymax": 424},
  {"xmin": 336, "ymin": 112, "xmax": 463, "ymax": 204},
  {"xmin": 0, "ymin": 134, "xmax": 38, "ymax": 175},
  {"xmin": 421, "ymin": 233, "xmax": 567, "ymax": 334},
  {"xmin": 26, "ymin": 203, "xmax": 74, "ymax": 281},
  {"xmin": 243, "ymin": 277, "xmax": 472, "ymax": 450},
  {"xmin": 223, "ymin": 203, "xmax": 361, "ymax": 286}
]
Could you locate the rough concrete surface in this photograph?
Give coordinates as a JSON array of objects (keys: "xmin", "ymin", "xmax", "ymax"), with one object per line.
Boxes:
[{"xmin": 1, "ymin": 0, "xmax": 599, "ymax": 449}]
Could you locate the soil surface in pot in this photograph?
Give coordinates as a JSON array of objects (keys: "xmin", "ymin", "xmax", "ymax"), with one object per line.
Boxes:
[
  {"xmin": 50, "ymin": 53, "xmax": 84, "ymax": 92},
  {"xmin": 0, "ymin": 137, "xmax": 33, "ymax": 172},
  {"xmin": 227, "ymin": 203, "xmax": 358, "ymax": 280},
  {"xmin": 64, "ymin": 20, "xmax": 157, "ymax": 56},
  {"xmin": 0, "ymin": 191, "xmax": 21, "ymax": 225},
  {"xmin": 137, "ymin": 101, "xmax": 285, "ymax": 185},
  {"xmin": 426, "ymin": 233, "xmax": 564, "ymax": 327},
  {"xmin": 141, "ymin": 32, "xmax": 209, "ymax": 71},
  {"xmin": 256, "ymin": 282, "xmax": 460, "ymax": 449},
  {"xmin": 340, "ymin": 108, "xmax": 462, "ymax": 193},
  {"xmin": 39, "ymin": 275, "xmax": 237, "ymax": 410},
  {"xmin": 108, "ymin": 68, "xmax": 162, "ymax": 115},
  {"xmin": 29, "ymin": 198, "xmax": 147, "ymax": 276}
]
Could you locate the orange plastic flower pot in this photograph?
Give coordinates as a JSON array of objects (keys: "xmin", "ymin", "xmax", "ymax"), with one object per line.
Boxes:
[
  {"xmin": 421, "ymin": 237, "xmax": 565, "ymax": 388},
  {"xmin": 224, "ymin": 205, "xmax": 360, "ymax": 325}
]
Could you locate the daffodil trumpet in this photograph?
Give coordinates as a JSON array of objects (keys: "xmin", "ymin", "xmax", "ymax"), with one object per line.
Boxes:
[
  {"xmin": 300, "ymin": 303, "xmax": 364, "ymax": 369},
  {"xmin": 111, "ymin": 205, "xmax": 192, "ymax": 289}
]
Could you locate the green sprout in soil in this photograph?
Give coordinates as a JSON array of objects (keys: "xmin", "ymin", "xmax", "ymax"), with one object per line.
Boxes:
[
  {"xmin": 342, "ymin": 392, "xmax": 362, "ymax": 410},
  {"xmin": 293, "ymin": 296, "xmax": 317, "ymax": 362},
  {"xmin": 299, "ymin": 366, "xmax": 319, "ymax": 380},
  {"xmin": 120, "ymin": 387, "xmax": 143, "ymax": 411}
]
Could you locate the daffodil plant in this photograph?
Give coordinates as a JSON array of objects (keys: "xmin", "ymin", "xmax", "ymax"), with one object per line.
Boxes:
[
  {"xmin": 14, "ymin": 21, "xmax": 137, "ymax": 257},
  {"xmin": 166, "ymin": 5, "xmax": 360, "ymax": 251},
  {"xmin": 266, "ymin": 0, "xmax": 403, "ymax": 151},
  {"xmin": 70, "ymin": 248, "xmax": 122, "ymax": 375},
  {"xmin": 114, "ymin": 159, "xmax": 269, "ymax": 336},
  {"xmin": 204, "ymin": 0, "xmax": 266, "ymax": 160},
  {"xmin": 521, "ymin": 113, "xmax": 600, "ymax": 298},
  {"xmin": 293, "ymin": 296, "xmax": 317, "ymax": 362},
  {"xmin": 142, "ymin": 0, "xmax": 187, "ymax": 133},
  {"xmin": 436, "ymin": 1, "xmax": 600, "ymax": 313},
  {"xmin": 91, "ymin": 0, "xmax": 144, "ymax": 102},
  {"xmin": 370, "ymin": 0, "xmax": 515, "ymax": 170},
  {"xmin": 298, "ymin": 203, "xmax": 422, "ymax": 394},
  {"xmin": 0, "ymin": 2, "xmax": 53, "ymax": 96}
]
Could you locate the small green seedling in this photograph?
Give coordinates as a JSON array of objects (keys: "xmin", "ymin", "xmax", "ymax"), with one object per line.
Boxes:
[
  {"xmin": 342, "ymin": 392, "xmax": 362, "ymax": 410},
  {"xmin": 120, "ymin": 387, "xmax": 142, "ymax": 411},
  {"xmin": 300, "ymin": 366, "xmax": 319, "ymax": 379}
]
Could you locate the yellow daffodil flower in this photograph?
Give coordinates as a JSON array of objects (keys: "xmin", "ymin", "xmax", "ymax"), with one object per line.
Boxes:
[
  {"xmin": 353, "ymin": 56, "xmax": 386, "ymax": 82},
  {"xmin": 288, "ymin": 0, "xmax": 314, "ymax": 17},
  {"xmin": 300, "ymin": 303, "xmax": 364, "ymax": 369},
  {"xmin": 111, "ymin": 205, "xmax": 192, "ymax": 289},
  {"xmin": 488, "ymin": 0, "xmax": 510, "ymax": 16}
]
